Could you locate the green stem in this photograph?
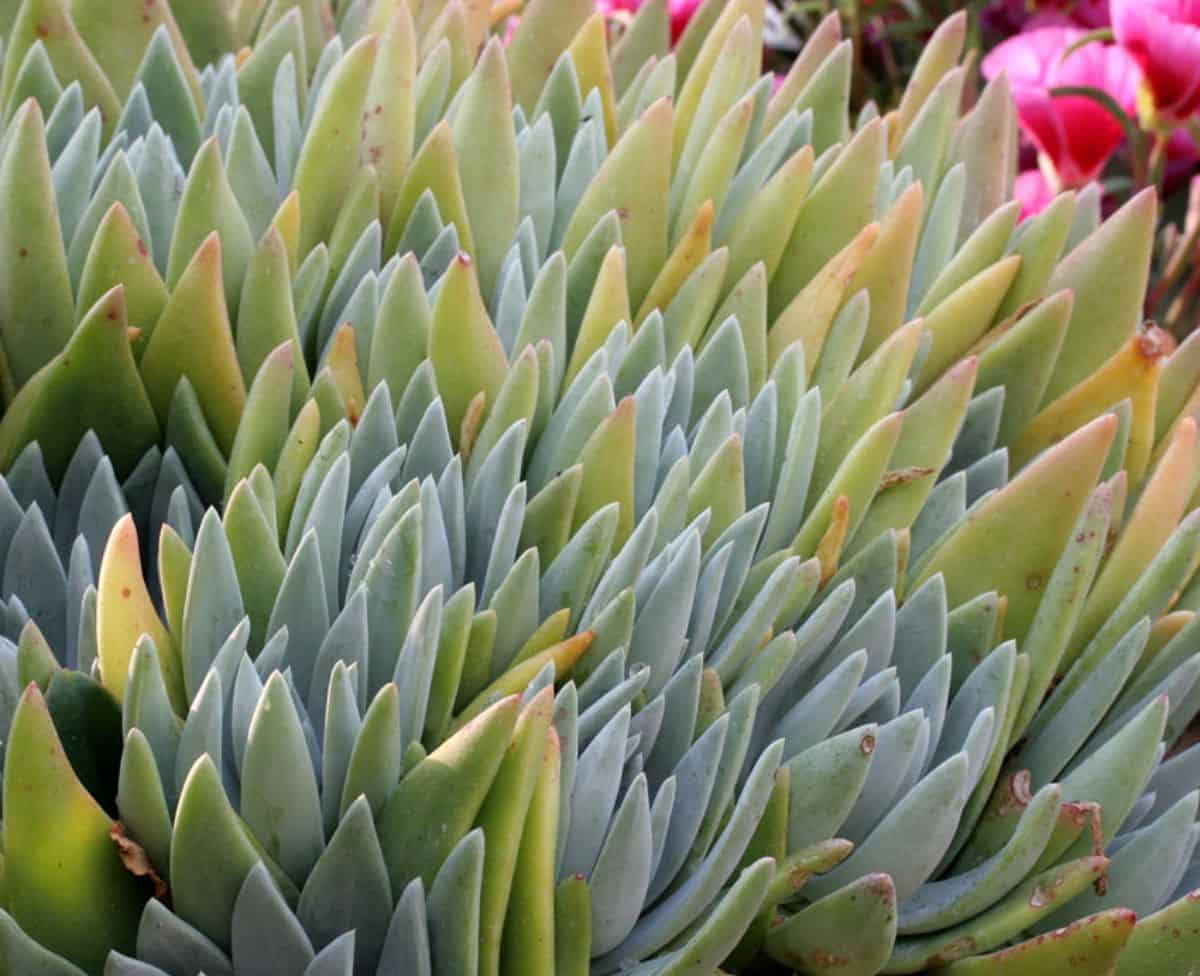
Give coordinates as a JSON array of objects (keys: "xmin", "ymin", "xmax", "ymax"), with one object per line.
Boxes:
[
  {"xmin": 1147, "ymin": 210, "xmax": 1200, "ymax": 316},
  {"xmin": 1165, "ymin": 266, "xmax": 1200, "ymax": 337},
  {"xmin": 1148, "ymin": 130, "xmax": 1171, "ymax": 193}
]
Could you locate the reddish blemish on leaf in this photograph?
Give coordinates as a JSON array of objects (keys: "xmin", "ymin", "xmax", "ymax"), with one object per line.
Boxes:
[
  {"xmin": 930, "ymin": 937, "xmax": 978, "ymax": 965},
  {"xmin": 1136, "ymin": 323, "xmax": 1175, "ymax": 359},
  {"xmin": 982, "ymin": 910, "xmax": 1135, "ymax": 962},
  {"xmin": 805, "ymin": 950, "xmax": 851, "ymax": 967},
  {"xmin": 111, "ymin": 823, "xmax": 168, "ymax": 900},
  {"xmin": 879, "ymin": 466, "xmax": 936, "ymax": 490}
]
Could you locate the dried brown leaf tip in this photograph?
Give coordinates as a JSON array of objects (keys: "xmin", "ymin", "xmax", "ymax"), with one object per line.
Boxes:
[{"xmin": 111, "ymin": 823, "xmax": 168, "ymax": 902}]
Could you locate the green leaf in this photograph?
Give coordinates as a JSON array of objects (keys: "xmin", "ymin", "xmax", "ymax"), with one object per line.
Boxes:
[
  {"xmin": 428, "ymin": 253, "xmax": 509, "ymax": 446},
  {"xmin": 562, "ymin": 98, "xmax": 672, "ymax": 310},
  {"xmin": 4, "ymin": 684, "xmax": 146, "ymax": 971},
  {"xmin": 76, "ymin": 202, "xmax": 168, "ymax": 360},
  {"xmin": 378, "ymin": 695, "xmax": 519, "ymax": 892},
  {"xmin": 1043, "ymin": 188, "xmax": 1156, "ymax": 403},
  {"xmin": 913, "ymin": 414, "xmax": 1116, "ymax": 643},
  {"xmin": 766, "ymin": 874, "xmax": 897, "ymax": 976},
  {"xmin": 241, "ymin": 672, "xmax": 324, "ymax": 885},
  {"xmin": 0, "ymin": 285, "xmax": 160, "ymax": 480},
  {"xmin": 167, "ymin": 138, "xmax": 255, "ymax": 310},
  {"xmin": 141, "ymin": 233, "xmax": 247, "ymax": 455},
  {"xmin": 1, "ymin": 0, "xmax": 120, "ymax": 136},
  {"xmin": 475, "ymin": 688, "xmax": 554, "ymax": 976},
  {"xmin": 0, "ymin": 99, "xmax": 74, "ymax": 391},
  {"xmin": 452, "ymin": 38, "xmax": 518, "ymax": 300},
  {"xmin": 293, "ymin": 33, "xmax": 378, "ymax": 256},
  {"xmin": 365, "ymin": 5, "xmax": 416, "ymax": 234}
]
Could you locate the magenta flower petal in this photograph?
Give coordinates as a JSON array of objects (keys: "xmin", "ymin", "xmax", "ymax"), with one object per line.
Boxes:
[
  {"xmin": 1113, "ymin": 0, "xmax": 1200, "ymax": 122},
  {"xmin": 595, "ymin": 0, "xmax": 641, "ymax": 17},
  {"xmin": 1009, "ymin": 85, "xmax": 1070, "ymax": 175},
  {"xmin": 669, "ymin": 0, "xmax": 701, "ymax": 42},
  {"xmin": 983, "ymin": 27, "xmax": 1140, "ymax": 187},
  {"xmin": 1015, "ymin": 169, "xmax": 1056, "ymax": 220},
  {"xmin": 596, "ymin": 0, "xmax": 700, "ymax": 44}
]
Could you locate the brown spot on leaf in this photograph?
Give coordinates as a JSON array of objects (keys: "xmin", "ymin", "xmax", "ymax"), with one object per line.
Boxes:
[
  {"xmin": 1138, "ymin": 322, "xmax": 1176, "ymax": 359},
  {"xmin": 1000, "ymin": 770, "xmax": 1033, "ymax": 814},
  {"xmin": 805, "ymin": 950, "xmax": 851, "ymax": 967},
  {"xmin": 879, "ymin": 466, "xmax": 936, "ymax": 490},
  {"xmin": 930, "ymin": 936, "xmax": 977, "ymax": 964},
  {"xmin": 111, "ymin": 823, "xmax": 168, "ymax": 900}
]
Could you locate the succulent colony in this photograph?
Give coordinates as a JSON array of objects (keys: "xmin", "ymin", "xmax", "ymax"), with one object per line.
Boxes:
[{"xmin": 0, "ymin": 0, "xmax": 1196, "ymax": 973}]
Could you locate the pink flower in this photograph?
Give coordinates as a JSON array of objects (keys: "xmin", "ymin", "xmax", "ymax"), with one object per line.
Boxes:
[
  {"xmin": 595, "ymin": 0, "xmax": 640, "ymax": 13},
  {"xmin": 1015, "ymin": 168, "xmax": 1057, "ymax": 219},
  {"xmin": 595, "ymin": 0, "xmax": 701, "ymax": 43},
  {"xmin": 668, "ymin": 0, "xmax": 701, "ymax": 42},
  {"xmin": 982, "ymin": 27, "xmax": 1141, "ymax": 188},
  {"xmin": 1113, "ymin": 0, "xmax": 1200, "ymax": 123}
]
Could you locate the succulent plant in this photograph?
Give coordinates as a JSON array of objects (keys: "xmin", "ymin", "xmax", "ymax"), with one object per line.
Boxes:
[{"xmin": 1, "ymin": 1, "xmax": 1200, "ymax": 975}]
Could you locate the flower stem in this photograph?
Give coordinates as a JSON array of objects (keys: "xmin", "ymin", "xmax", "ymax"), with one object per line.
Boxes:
[
  {"xmin": 1148, "ymin": 178, "xmax": 1200, "ymax": 316},
  {"xmin": 1148, "ymin": 130, "xmax": 1172, "ymax": 193}
]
